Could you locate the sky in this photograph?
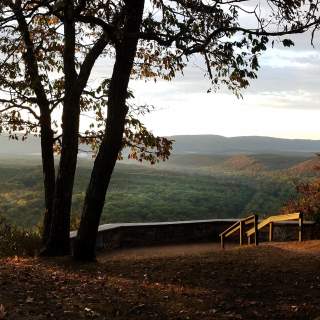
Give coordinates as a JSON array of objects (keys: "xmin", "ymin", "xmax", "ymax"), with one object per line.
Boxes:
[
  {"xmin": 127, "ymin": 34, "xmax": 320, "ymax": 140},
  {"xmin": 90, "ymin": 29, "xmax": 320, "ymax": 140},
  {"xmin": 85, "ymin": 2, "xmax": 320, "ymax": 141}
]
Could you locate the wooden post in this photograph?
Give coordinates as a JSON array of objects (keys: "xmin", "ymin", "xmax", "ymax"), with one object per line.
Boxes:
[
  {"xmin": 248, "ymin": 235, "xmax": 251, "ymax": 245},
  {"xmin": 221, "ymin": 235, "xmax": 225, "ymax": 249},
  {"xmin": 254, "ymin": 214, "xmax": 259, "ymax": 246},
  {"xmin": 269, "ymin": 222, "xmax": 274, "ymax": 242},
  {"xmin": 240, "ymin": 220, "xmax": 245, "ymax": 246},
  {"xmin": 298, "ymin": 212, "xmax": 303, "ymax": 242}
]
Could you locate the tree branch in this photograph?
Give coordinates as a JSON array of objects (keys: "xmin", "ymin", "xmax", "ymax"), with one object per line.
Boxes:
[{"xmin": 75, "ymin": 33, "xmax": 110, "ymax": 96}]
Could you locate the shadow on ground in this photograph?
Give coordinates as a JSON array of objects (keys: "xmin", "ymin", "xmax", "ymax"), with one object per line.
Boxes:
[{"xmin": 0, "ymin": 241, "xmax": 319, "ymax": 319}]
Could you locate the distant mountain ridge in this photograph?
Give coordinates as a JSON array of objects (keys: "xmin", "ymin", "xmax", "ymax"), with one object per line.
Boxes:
[
  {"xmin": 1, "ymin": 134, "xmax": 320, "ymax": 156},
  {"xmin": 170, "ymin": 135, "xmax": 320, "ymax": 155}
]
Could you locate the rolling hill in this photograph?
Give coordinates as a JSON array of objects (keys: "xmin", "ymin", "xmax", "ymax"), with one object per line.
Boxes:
[
  {"xmin": 170, "ymin": 135, "xmax": 320, "ymax": 155},
  {"xmin": 1, "ymin": 133, "xmax": 319, "ymax": 175},
  {"xmin": 150, "ymin": 152, "xmax": 318, "ymax": 175},
  {"xmin": 1, "ymin": 134, "xmax": 320, "ymax": 156}
]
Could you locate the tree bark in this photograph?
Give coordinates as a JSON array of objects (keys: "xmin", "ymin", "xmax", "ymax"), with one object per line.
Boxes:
[
  {"xmin": 40, "ymin": 111, "xmax": 55, "ymax": 245},
  {"xmin": 73, "ymin": 0, "xmax": 145, "ymax": 261}
]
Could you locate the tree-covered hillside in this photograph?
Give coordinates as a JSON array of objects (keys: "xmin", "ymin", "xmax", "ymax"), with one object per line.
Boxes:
[{"xmin": 0, "ymin": 157, "xmax": 302, "ymax": 229}]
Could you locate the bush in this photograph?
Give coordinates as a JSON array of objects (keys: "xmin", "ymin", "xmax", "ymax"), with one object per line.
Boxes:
[
  {"xmin": 0, "ymin": 216, "xmax": 41, "ymax": 257},
  {"xmin": 282, "ymin": 179, "xmax": 320, "ymax": 223}
]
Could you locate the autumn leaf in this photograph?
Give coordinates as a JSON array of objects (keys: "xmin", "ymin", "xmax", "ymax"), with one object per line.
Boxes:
[{"xmin": 0, "ymin": 304, "xmax": 6, "ymax": 319}]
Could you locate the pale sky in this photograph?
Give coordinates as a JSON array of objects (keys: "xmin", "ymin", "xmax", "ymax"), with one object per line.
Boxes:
[
  {"xmin": 81, "ymin": 3, "xmax": 320, "ymax": 140},
  {"xmin": 118, "ymin": 29, "xmax": 320, "ymax": 140},
  {"xmin": 88, "ymin": 30, "xmax": 320, "ymax": 140}
]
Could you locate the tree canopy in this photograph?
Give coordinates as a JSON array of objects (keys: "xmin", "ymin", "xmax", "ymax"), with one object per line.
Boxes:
[{"xmin": 0, "ymin": 2, "xmax": 172, "ymax": 162}]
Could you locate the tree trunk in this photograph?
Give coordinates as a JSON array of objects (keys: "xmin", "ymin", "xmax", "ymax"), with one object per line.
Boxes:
[
  {"xmin": 12, "ymin": 3, "xmax": 56, "ymax": 245},
  {"xmin": 73, "ymin": 106, "xmax": 127, "ymax": 261},
  {"xmin": 41, "ymin": 0, "xmax": 79, "ymax": 256},
  {"xmin": 40, "ymin": 111, "xmax": 55, "ymax": 245},
  {"xmin": 73, "ymin": 0, "xmax": 145, "ymax": 261},
  {"xmin": 43, "ymin": 101, "xmax": 80, "ymax": 255}
]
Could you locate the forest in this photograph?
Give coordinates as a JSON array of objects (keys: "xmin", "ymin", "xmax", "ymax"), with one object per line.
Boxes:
[{"xmin": 0, "ymin": 152, "xmax": 316, "ymax": 230}]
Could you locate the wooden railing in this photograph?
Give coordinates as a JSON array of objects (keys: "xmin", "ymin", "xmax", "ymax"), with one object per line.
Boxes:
[
  {"xmin": 219, "ymin": 214, "xmax": 258, "ymax": 249},
  {"xmin": 246, "ymin": 212, "xmax": 303, "ymax": 242},
  {"xmin": 219, "ymin": 212, "xmax": 303, "ymax": 249}
]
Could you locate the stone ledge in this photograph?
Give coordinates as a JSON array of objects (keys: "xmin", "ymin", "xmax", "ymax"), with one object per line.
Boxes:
[{"xmin": 70, "ymin": 219, "xmax": 320, "ymax": 251}]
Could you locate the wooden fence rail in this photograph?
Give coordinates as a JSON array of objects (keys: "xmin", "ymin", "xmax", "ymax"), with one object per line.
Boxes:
[
  {"xmin": 246, "ymin": 212, "xmax": 303, "ymax": 242},
  {"xmin": 219, "ymin": 212, "xmax": 303, "ymax": 249},
  {"xmin": 219, "ymin": 214, "xmax": 258, "ymax": 249}
]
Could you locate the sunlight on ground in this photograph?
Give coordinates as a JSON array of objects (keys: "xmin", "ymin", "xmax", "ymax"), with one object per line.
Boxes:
[{"xmin": 99, "ymin": 240, "xmax": 320, "ymax": 261}]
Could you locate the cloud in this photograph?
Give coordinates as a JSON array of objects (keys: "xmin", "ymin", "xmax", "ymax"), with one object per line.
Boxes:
[
  {"xmin": 137, "ymin": 90, "xmax": 320, "ymax": 139},
  {"xmin": 84, "ymin": 25, "xmax": 320, "ymax": 139}
]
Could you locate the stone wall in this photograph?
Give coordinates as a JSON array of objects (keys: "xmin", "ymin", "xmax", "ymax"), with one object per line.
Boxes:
[{"xmin": 70, "ymin": 219, "xmax": 320, "ymax": 251}]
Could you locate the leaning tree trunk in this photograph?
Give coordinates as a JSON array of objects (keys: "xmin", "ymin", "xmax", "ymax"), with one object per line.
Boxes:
[
  {"xmin": 39, "ymin": 110, "xmax": 56, "ymax": 245},
  {"xmin": 73, "ymin": 107, "xmax": 127, "ymax": 261},
  {"xmin": 73, "ymin": 0, "xmax": 145, "ymax": 261}
]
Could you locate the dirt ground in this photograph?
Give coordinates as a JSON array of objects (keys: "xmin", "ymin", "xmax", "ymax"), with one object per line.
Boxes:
[
  {"xmin": 0, "ymin": 241, "xmax": 320, "ymax": 319},
  {"xmin": 100, "ymin": 242, "xmax": 229, "ymax": 261}
]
